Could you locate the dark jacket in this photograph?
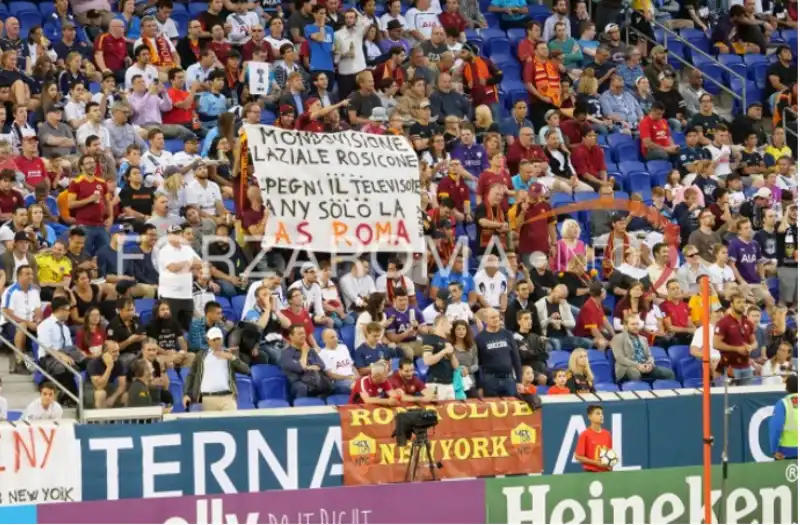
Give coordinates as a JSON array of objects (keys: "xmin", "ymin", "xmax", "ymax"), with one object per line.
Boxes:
[
  {"xmin": 126, "ymin": 378, "xmax": 156, "ymax": 407},
  {"xmin": 129, "ymin": 245, "xmax": 158, "ymax": 285},
  {"xmin": 280, "ymin": 345, "xmax": 326, "ymax": 384},
  {"xmin": 183, "ymin": 348, "xmax": 250, "ymax": 402}
]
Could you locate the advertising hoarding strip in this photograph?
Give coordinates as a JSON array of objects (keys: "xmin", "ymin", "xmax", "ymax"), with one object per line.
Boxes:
[
  {"xmin": 484, "ymin": 461, "xmax": 798, "ymax": 524},
  {"xmin": 338, "ymin": 400, "xmax": 543, "ymax": 485}
]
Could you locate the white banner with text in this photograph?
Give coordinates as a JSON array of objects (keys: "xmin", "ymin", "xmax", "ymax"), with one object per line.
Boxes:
[
  {"xmin": 244, "ymin": 125, "xmax": 424, "ymax": 253},
  {"xmin": 0, "ymin": 423, "xmax": 81, "ymax": 506}
]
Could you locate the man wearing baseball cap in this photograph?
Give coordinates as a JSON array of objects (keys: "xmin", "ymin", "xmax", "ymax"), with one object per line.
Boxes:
[
  {"xmin": 275, "ymin": 104, "xmax": 297, "ymax": 129},
  {"xmin": 158, "ymin": 223, "xmax": 204, "ymax": 331},
  {"xmin": 182, "ymin": 326, "xmax": 250, "ymax": 412}
]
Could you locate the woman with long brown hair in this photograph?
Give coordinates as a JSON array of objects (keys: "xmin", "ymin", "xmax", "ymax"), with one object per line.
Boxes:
[
  {"xmin": 27, "ymin": 204, "xmax": 56, "ymax": 249},
  {"xmin": 76, "ymin": 306, "xmax": 106, "ymax": 357},
  {"xmin": 450, "ymin": 319, "xmax": 478, "ymax": 397}
]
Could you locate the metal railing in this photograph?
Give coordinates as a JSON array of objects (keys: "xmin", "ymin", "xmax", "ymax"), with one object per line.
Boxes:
[
  {"xmin": 624, "ymin": 11, "xmax": 748, "ymax": 109},
  {"xmin": 2, "ymin": 315, "xmax": 84, "ymax": 422},
  {"xmin": 783, "ymin": 106, "xmax": 798, "ymax": 143}
]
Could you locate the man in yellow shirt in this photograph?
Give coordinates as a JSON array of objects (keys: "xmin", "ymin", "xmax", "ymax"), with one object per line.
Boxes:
[{"xmin": 35, "ymin": 241, "xmax": 73, "ymax": 302}]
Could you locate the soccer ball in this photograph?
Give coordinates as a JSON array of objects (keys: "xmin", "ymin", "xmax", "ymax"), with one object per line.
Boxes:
[{"xmin": 599, "ymin": 448, "xmax": 619, "ymax": 468}]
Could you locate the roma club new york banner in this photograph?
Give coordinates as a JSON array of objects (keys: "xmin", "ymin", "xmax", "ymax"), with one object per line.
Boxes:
[
  {"xmin": 338, "ymin": 400, "xmax": 543, "ymax": 485},
  {"xmin": 243, "ymin": 125, "xmax": 424, "ymax": 253}
]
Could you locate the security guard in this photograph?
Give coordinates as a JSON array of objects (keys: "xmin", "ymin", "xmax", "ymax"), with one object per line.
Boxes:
[{"xmin": 769, "ymin": 374, "xmax": 798, "ymax": 460}]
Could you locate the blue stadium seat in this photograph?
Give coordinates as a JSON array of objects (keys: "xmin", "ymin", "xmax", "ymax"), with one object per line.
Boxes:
[
  {"xmin": 164, "ymin": 139, "xmax": 183, "ymax": 153},
  {"xmin": 340, "ymin": 324, "xmax": 355, "ymax": 352},
  {"xmin": 672, "ymin": 131, "xmax": 685, "ymax": 146},
  {"xmin": 258, "ymin": 399, "xmax": 290, "ymax": 408},
  {"xmin": 238, "ymin": 398, "xmax": 256, "ymax": 410},
  {"xmin": 646, "ymin": 160, "xmax": 672, "ymax": 176},
  {"xmin": 752, "ymin": 62, "xmax": 769, "ymax": 91},
  {"xmin": 622, "ymin": 381, "xmax": 651, "ymax": 391},
  {"xmin": 506, "ymin": 28, "xmax": 525, "ymax": 49},
  {"xmin": 251, "ymin": 364, "xmax": 282, "ymax": 385},
  {"xmin": 702, "ymin": 63, "xmax": 724, "ymax": 95},
  {"xmin": 479, "ymin": 28, "xmax": 506, "ymax": 55},
  {"xmin": 667, "ymin": 345, "xmax": 690, "ymax": 365},
  {"xmin": 231, "ymin": 295, "xmax": 246, "ymax": 320},
  {"xmin": 591, "ymin": 361, "xmax": 613, "ymax": 383},
  {"xmin": 294, "ymin": 397, "xmax": 325, "ymax": 407},
  {"xmin": 188, "ymin": 2, "xmax": 207, "ymax": 16},
  {"xmin": 615, "ymin": 143, "xmax": 640, "ymax": 163},
  {"xmin": 326, "ymin": 394, "xmax": 350, "ymax": 406},
  {"xmin": 717, "ymin": 53, "xmax": 743, "ymax": 67},
  {"xmin": 618, "ymin": 160, "xmax": 646, "ymax": 174},
  {"xmin": 653, "ymin": 379, "xmax": 682, "ymax": 390},
  {"xmin": 499, "ymin": 79, "xmax": 527, "ymax": 108},
  {"xmin": 235, "ymin": 374, "xmax": 254, "ymax": 403},
  {"xmin": 550, "ymin": 192, "xmax": 573, "ymax": 209},
  {"xmin": 135, "ymin": 298, "xmax": 156, "ymax": 324},
  {"xmin": 683, "ymin": 378, "xmax": 703, "ymax": 388},
  {"xmin": 8, "ymin": 1, "xmax": 38, "ymax": 14},
  {"xmin": 189, "ymin": 403, "xmax": 202, "ymax": 412},
  {"xmin": 650, "ymin": 346, "xmax": 667, "ymax": 359},
  {"xmin": 257, "ymin": 376, "xmax": 288, "ymax": 401},
  {"xmin": 38, "ymin": 1, "xmax": 55, "ymax": 17},
  {"xmin": 625, "ymin": 171, "xmax": 650, "ymax": 196},
  {"xmin": 548, "ymin": 350, "xmax": 570, "ymax": 369},
  {"xmin": 7, "ymin": 410, "xmax": 21, "ymax": 422},
  {"xmin": 678, "ymin": 357, "xmax": 702, "ymax": 381},
  {"xmin": 595, "ymin": 382, "xmax": 619, "ymax": 392},
  {"xmin": 498, "ymin": 61, "xmax": 521, "ymax": 81},
  {"xmin": 488, "ymin": 38, "xmax": 511, "ymax": 56},
  {"xmin": 483, "ymin": 12, "xmax": 500, "ymax": 28}
]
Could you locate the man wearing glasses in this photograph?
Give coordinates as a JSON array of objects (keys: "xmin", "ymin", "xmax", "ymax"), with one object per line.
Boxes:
[{"xmin": 677, "ymin": 244, "xmax": 709, "ymax": 298}]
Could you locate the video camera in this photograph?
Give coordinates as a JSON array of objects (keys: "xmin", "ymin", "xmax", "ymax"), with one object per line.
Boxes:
[{"xmin": 393, "ymin": 409, "xmax": 438, "ymax": 446}]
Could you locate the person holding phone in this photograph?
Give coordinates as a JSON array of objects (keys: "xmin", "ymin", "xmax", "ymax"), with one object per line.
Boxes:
[{"xmin": 183, "ymin": 327, "xmax": 250, "ymax": 412}]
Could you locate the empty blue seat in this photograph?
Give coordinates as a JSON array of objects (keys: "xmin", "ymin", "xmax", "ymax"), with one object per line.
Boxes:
[
  {"xmin": 9, "ymin": 1, "xmax": 38, "ymax": 14},
  {"xmin": 294, "ymin": 397, "xmax": 325, "ymax": 407},
  {"xmin": 678, "ymin": 357, "xmax": 702, "ymax": 381},
  {"xmin": 340, "ymin": 324, "xmax": 356, "ymax": 352},
  {"xmin": 251, "ymin": 364, "xmax": 282, "ymax": 385},
  {"xmin": 702, "ymin": 63, "xmax": 725, "ymax": 95},
  {"xmin": 164, "ymin": 139, "xmax": 183, "ymax": 153},
  {"xmin": 626, "ymin": 171, "xmax": 651, "ymax": 195},
  {"xmin": 326, "ymin": 394, "xmax": 350, "ymax": 406},
  {"xmin": 653, "ymin": 379, "xmax": 682, "ymax": 390},
  {"xmin": 235, "ymin": 374, "xmax": 254, "ymax": 403},
  {"xmin": 595, "ymin": 382, "xmax": 619, "ymax": 392},
  {"xmin": 38, "ymin": 1, "xmax": 55, "ymax": 16},
  {"xmin": 548, "ymin": 350, "xmax": 570, "ymax": 369},
  {"xmin": 615, "ymin": 143, "xmax": 640, "ymax": 163},
  {"xmin": 668, "ymin": 345, "xmax": 690, "ymax": 364},
  {"xmin": 258, "ymin": 399, "xmax": 290, "ymax": 408},
  {"xmin": 500, "ymin": 79, "xmax": 527, "ymax": 108},
  {"xmin": 618, "ymin": 160, "xmax": 646, "ymax": 174},
  {"xmin": 646, "ymin": 160, "xmax": 672, "ymax": 175},
  {"xmin": 650, "ymin": 346, "xmax": 667, "ymax": 359},
  {"xmin": 479, "ymin": 28, "xmax": 506, "ymax": 54},
  {"xmin": 622, "ymin": 381, "xmax": 651, "ymax": 391},
  {"xmin": 484, "ymin": 12, "xmax": 500, "ymax": 28},
  {"xmin": 591, "ymin": 361, "xmax": 613, "ymax": 383},
  {"xmin": 238, "ymin": 398, "xmax": 256, "ymax": 410},
  {"xmin": 231, "ymin": 295, "xmax": 246, "ymax": 320},
  {"xmin": 171, "ymin": 2, "xmax": 188, "ymax": 13},
  {"xmin": 717, "ymin": 53, "xmax": 743, "ymax": 67},
  {"xmin": 683, "ymin": 378, "xmax": 703, "ymax": 388},
  {"xmin": 188, "ymin": 2, "xmax": 207, "ymax": 16},
  {"xmin": 257, "ymin": 376, "xmax": 288, "ymax": 401},
  {"xmin": 506, "ymin": 27, "xmax": 525, "ymax": 48},
  {"xmin": 488, "ymin": 38, "xmax": 511, "ymax": 56}
]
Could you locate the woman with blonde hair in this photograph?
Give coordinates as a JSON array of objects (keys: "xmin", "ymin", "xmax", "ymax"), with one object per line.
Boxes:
[
  {"xmin": 473, "ymin": 104, "xmax": 500, "ymax": 145},
  {"xmin": 566, "ymin": 348, "xmax": 596, "ymax": 393},
  {"xmin": 555, "ymin": 219, "xmax": 588, "ymax": 272},
  {"xmin": 576, "ymin": 70, "xmax": 610, "ymax": 134},
  {"xmin": 158, "ymin": 172, "xmax": 186, "ymax": 217}
]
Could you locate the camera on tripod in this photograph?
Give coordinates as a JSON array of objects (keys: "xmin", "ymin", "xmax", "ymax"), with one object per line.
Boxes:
[
  {"xmin": 393, "ymin": 409, "xmax": 439, "ymax": 446},
  {"xmin": 393, "ymin": 409, "xmax": 442, "ymax": 482}
]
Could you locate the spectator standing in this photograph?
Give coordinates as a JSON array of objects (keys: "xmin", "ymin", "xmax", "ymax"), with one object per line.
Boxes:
[
  {"xmin": 306, "ymin": 5, "xmax": 335, "ymax": 85},
  {"xmin": 714, "ymin": 294, "xmax": 756, "ymax": 384},
  {"xmin": 335, "ymin": 9, "xmax": 370, "ymax": 99},
  {"xmin": 422, "ymin": 314, "xmax": 459, "ymax": 400},
  {"xmin": 574, "ymin": 405, "xmax": 613, "ymax": 471},
  {"xmin": 183, "ymin": 326, "xmax": 250, "ymax": 411},
  {"xmin": 158, "ymin": 224, "xmax": 202, "ymax": 331},
  {"xmin": 776, "ymin": 204, "xmax": 797, "ymax": 308},
  {"xmin": 67, "ymin": 155, "xmax": 112, "ymax": 256}
]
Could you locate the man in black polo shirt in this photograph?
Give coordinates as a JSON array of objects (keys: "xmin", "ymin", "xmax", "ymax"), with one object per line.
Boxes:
[
  {"xmin": 421, "ymin": 315, "xmax": 458, "ymax": 400},
  {"xmin": 106, "ymin": 297, "xmax": 147, "ymax": 368},
  {"xmin": 765, "ymin": 45, "xmax": 797, "ymax": 99},
  {"xmin": 84, "ymin": 340, "xmax": 127, "ymax": 409},
  {"xmin": 476, "ymin": 308, "xmax": 522, "ymax": 397}
]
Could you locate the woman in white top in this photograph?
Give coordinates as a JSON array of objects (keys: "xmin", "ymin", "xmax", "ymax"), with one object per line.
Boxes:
[
  {"xmin": 761, "ymin": 340, "xmax": 795, "ymax": 386},
  {"xmin": 707, "ymin": 243, "xmax": 736, "ymax": 294},
  {"xmin": 354, "ymin": 292, "xmax": 390, "ymax": 349},
  {"xmin": 157, "ymin": 172, "xmax": 187, "ymax": 218}
]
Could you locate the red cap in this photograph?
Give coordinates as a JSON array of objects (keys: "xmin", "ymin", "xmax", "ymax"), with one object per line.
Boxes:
[
  {"xmin": 529, "ymin": 183, "xmax": 544, "ymax": 198},
  {"xmin": 279, "ymin": 104, "xmax": 295, "ymax": 115}
]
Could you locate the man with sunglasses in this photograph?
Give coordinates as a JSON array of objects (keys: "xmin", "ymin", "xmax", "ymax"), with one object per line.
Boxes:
[{"xmin": 677, "ymin": 244, "xmax": 709, "ymax": 298}]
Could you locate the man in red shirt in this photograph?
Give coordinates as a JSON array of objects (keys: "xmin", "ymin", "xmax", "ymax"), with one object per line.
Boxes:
[
  {"xmin": 281, "ymin": 288, "xmax": 319, "ymax": 350},
  {"xmin": 517, "ymin": 183, "xmax": 556, "ymax": 262},
  {"xmin": 388, "ymin": 358, "xmax": 433, "ymax": 401},
  {"xmin": 516, "ymin": 20, "xmax": 542, "ymax": 63},
  {"xmin": 295, "ymin": 98, "xmax": 349, "ymax": 132},
  {"xmin": 0, "ymin": 169, "xmax": 22, "ymax": 220},
  {"xmin": 639, "ymin": 101, "xmax": 680, "ymax": 161},
  {"xmin": 571, "ymin": 128, "xmax": 609, "ymax": 192},
  {"xmin": 714, "ymin": 293, "xmax": 756, "ymax": 384},
  {"xmin": 660, "ymin": 279, "xmax": 696, "ymax": 345},
  {"xmin": 439, "ymin": 0, "xmax": 467, "ymax": 34},
  {"xmin": 67, "ymin": 155, "xmax": 112, "ymax": 256},
  {"xmin": 573, "ymin": 283, "xmax": 614, "ymax": 351},
  {"xmin": 560, "ymin": 105, "xmax": 590, "ymax": 147},
  {"xmin": 15, "ymin": 130, "xmax": 48, "ymax": 193},
  {"xmin": 94, "ymin": 19, "xmax": 128, "ymax": 82},
  {"xmin": 506, "ymin": 127, "xmax": 546, "ymax": 175},
  {"xmin": 349, "ymin": 361, "xmax": 400, "ymax": 405},
  {"xmin": 241, "ymin": 25, "xmax": 274, "ymax": 62},
  {"xmin": 162, "ymin": 68, "xmax": 195, "ymax": 128},
  {"xmin": 574, "ymin": 405, "xmax": 614, "ymax": 472},
  {"xmin": 436, "ymin": 161, "xmax": 472, "ymax": 217}
]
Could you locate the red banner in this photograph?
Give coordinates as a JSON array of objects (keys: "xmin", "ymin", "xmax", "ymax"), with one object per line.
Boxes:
[{"xmin": 338, "ymin": 399, "xmax": 542, "ymax": 485}]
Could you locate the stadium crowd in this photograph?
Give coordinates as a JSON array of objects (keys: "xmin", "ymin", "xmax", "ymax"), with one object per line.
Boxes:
[{"xmin": 0, "ymin": 0, "xmax": 795, "ymax": 416}]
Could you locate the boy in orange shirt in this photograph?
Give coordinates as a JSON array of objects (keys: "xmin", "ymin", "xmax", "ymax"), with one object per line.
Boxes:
[
  {"xmin": 547, "ymin": 369, "xmax": 571, "ymax": 395},
  {"xmin": 574, "ymin": 405, "xmax": 614, "ymax": 472}
]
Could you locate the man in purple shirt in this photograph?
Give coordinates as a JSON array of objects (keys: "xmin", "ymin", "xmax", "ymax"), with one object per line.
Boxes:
[
  {"xmin": 384, "ymin": 289, "xmax": 428, "ymax": 358},
  {"xmin": 450, "ymin": 124, "xmax": 489, "ymax": 182},
  {"xmin": 728, "ymin": 217, "xmax": 775, "ymax": 311}
]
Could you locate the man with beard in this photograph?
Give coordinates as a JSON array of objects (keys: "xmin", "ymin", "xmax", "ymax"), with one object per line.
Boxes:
[
  {"xmin": 334, "ymin": 9, "xmax": 370, "ymax": 99},
  {"xmin": 644, "ymin": 45, "xmax": 677, "ymax": 92},
  {"xmin": 714, "ymin": 294, "xmax": 756, "ymax": 384},
  {"xmin": 146, "ymin": 299, "xmax": 192, "ymax": 369},
  {"xmin": 612, "ymin": 314, "xmax": 676, "ymax": 382},
  {"xmin": 206, "ymin": 222, "xmax": 248, "ymax": 298}
]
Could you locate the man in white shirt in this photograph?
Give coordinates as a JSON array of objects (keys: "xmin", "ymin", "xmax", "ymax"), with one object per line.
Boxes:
[
  {"xmin": 338, "ymin": 258, "xmax": 376, "ymax": 312},
  {"xmin": 2, "ymin": 265, "xmax": 41, "ymax": 374},
  {"xmin": 154, "ymin": 0, "xmax": 180, "ymax": 40},
  {"xmin": 404, "ymin": 0, "xmax": 442, "ymax": 43},
  {"xmin": 289, "ymin": 262, "xmax": 331, "ymax": 326},
  {"xmin": 375, "ymin": 258, "xmax": 416, "ymax": 299},
  {"xmin": 158, "ymin": 225, "xmax": 203, "ymax": 331},
  {"xmin": 186, "ymin": 49, "xmax": 219, "ymax": 90},
  {"xmin": 183, "ymin": 326, "xmax": 250, "ymax": 412},
  {"xmin": 171, "ymin": 137, "xmax": 203, "ymax": 186},
  {"xmin": 185, "ymin": 164, "xmax": 227, "ymax": 223},
  {"xmin": 241, "ymin": 271, "xmax": 286, "ymax": 321},
  {"xmin": 21, "ymin": 382, "xmax": 63, "ymax": 422},
  {"xmin": 36, "ymin": 297, "xmax": 85, "ymax": 405},
  {"xmin": 319, "ymin": 328, "xmax": 357, "ymax": 393},
  {"xmin": 141, "ymin": 129, "xmax": 176, "ymax": 187},
  {"xmin": 473, "ymin": 255, "xmax": 508, "ymax": 310},
  {"xmin": 334, "ymin": 10, "xmax": 370, "ymax": 99},
  {"xmin": 76, "ymin": 101, "xmax": 112, "ymax": 152},
  {"xmin": 227, "ymin": 6, "xmax": 261, "ymax": 45},
  {"xmin": 125, "ymin": 46, "xmax": 160, "ymax": 90},
  {"xmin": 705, "ymin": 124, "xmax": 733, "ymax": 179}
]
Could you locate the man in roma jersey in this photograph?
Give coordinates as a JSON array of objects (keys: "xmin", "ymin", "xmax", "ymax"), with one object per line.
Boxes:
[{"xmin": 574, "ymin": 404, "xmax": 614, "ymax": 472}]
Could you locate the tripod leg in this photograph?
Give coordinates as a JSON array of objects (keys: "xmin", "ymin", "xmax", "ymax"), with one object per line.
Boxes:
[
  {"xmin": 406, "ymin": 443, "xmax": 420, "ymax": 483},
  {"xmin": 425, "ymin": 441, "xmax": 437, "ymax": 481}
]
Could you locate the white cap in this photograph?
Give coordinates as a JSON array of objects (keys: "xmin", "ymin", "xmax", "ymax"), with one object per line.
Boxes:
[
  {"xmin": 206, "ymin": 327, "xmax": 224, "ymax": 340},
  {"xmin": 754, "ymin": 187, "xmax": 772, "ymax": 199}
]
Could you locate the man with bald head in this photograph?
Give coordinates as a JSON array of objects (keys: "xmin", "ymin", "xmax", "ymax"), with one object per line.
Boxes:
[
  {"xmin": 319, "ymin": 328, "xmax": 358, "ymax": 394},
  {"xmin": 94, "ymin": 19, "xmax": 128, "ymax": 84},
  {"xmin": 0, "ymin": 18, "xmax": 29, "ymax": 70},
  {"xmin": 476, "ymin": 308, "xmax": 523, "ymax": 396}
]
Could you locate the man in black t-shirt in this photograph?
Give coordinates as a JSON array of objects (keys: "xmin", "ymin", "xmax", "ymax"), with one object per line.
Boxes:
[
  {"xmin": 107, "ymin": 297, "xmax": 147, "ymax": 368},
  {"xmin": 408, "ymin": 100, "xmax": 439, "ymax": 151},
  {"xmin": 755, "ymin": 208, "xmax": 779, "ymax": 266},
  {"xmin": 688, "ymin": 94, "xmax": 722, "ymax": 146},
  {"xmin": 287, "ymin": 0, "xmax": 315, "ymax": 43},
  {"xmin": 421, "ymin": 315, "xmax": 458, "ymax": 400},
  {"xmin": 84, "ymin": 341, "xmax": 127, "ymax": 409},
  {"xmin": 765, "ymin": 45, "xmax": 797, "ymax": 99}
]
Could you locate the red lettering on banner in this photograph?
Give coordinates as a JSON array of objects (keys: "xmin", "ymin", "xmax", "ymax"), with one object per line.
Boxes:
[
  {"xmin": 297, "ymin": 221, "xmax": 312, "ymax": 244},
  {"xmin": 396, "ymin": 220, "xmax": 410, "ymax": 244},
  {"xmin": 38, "ymin": 427, "xmax": 56, "ymax": 470}
]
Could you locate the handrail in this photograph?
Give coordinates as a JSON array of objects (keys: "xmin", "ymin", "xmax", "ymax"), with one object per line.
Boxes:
[
  {"xmin": 2, "ymin": 315, "xmax": 84, "ymax": 422},
  {"xmin": 624, "ymin": 9, "xmax": 748, "ymax": 108},
  {"xmin": 783, "ymin": 106, "xmax": 798, "ymax": 141}
]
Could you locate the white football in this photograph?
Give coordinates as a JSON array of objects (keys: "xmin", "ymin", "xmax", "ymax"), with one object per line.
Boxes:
[{"xmin": 599, "ymin": 448, "xmax": 619, "ymax": 467}]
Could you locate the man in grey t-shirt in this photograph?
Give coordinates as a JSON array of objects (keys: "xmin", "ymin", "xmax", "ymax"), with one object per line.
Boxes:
[{"xmin": 687, "ymin": 209, "xmax": 722, "ymax": 263}]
